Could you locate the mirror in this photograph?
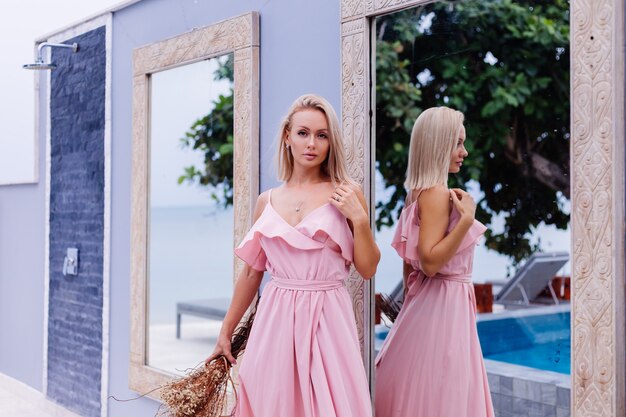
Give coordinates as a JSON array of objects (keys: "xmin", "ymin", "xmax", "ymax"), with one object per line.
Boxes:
[
  {"xmin": 372, "ymin": 0, "xmax": 571, "ymax": 414},
  {"xmin": 130, "ymin": 12, "xmax": 259, "ymax": 396},
  {"xmin": 147, "ymin": 55, "xmax": 234, "ymax": 374}
]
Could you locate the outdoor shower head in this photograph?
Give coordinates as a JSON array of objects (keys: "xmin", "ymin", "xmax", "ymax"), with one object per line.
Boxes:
[{"xmin": 22, "ymin": 42, "xmax": 79, "ymax": 70}]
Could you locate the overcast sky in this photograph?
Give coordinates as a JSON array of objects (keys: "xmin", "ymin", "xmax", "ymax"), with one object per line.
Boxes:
[
  {"xmin": 0, "ymin": 0, "xmax": 122, "ymax": 184},
  {"xmin": 150, "ymin": 56, "xmax": 232, "ymax": 207}
]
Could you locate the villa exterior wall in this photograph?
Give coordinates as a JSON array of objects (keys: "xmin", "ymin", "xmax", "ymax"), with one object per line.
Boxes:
[{"xmin": 0, "ymin": 1, "xmax": 623, "ymax": 416}]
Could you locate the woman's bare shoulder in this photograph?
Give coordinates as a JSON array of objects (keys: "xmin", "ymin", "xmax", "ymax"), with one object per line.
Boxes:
[
  {"xmin": 252, "ymin": 190, "xmax": 271, "ymax": 220},
  {"xmin": 418, "ymin": 186, "xmax": 450, "ymax": 214}
]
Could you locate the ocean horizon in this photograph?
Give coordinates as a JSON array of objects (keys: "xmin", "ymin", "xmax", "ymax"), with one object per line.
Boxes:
[
  {"xmin": 149, "ymin": 205, "xmax": 234, "ymax": 325},
  {"xmin": 147, "ymin": 204, "xmax": 570, "ymax": 326}
]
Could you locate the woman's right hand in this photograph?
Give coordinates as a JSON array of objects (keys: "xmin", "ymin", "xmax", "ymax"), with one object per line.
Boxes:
[
  {"xmin": 450, "ymin": 188, "xmax": 476, "ymax": 222},
  {"xmin": 205, "ymin": 333, "xmax": 237, "ymax": 366}
]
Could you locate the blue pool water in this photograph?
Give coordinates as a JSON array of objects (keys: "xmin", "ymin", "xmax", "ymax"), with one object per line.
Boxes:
[
  {"xmin": 477, "ymin": 311, "xmax": 570, "ymax": 374},
  {"xmin": 376, "ymin": 310, "xmax": 570, "ymax": 374}
]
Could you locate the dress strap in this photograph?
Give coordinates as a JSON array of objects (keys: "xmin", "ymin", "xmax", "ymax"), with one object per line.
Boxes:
[
  {"xmin": 406, "ymin": 189, "xmax": 424, "ymax": 206},
  {"xmin": 409, "ymin": 187, "xmax": 453, "ymax": 211}
]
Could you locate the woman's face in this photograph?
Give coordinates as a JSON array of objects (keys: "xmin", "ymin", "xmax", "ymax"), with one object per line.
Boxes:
[
  {"xmin": 448, "ymin": 124, "xmax": 468, "ymax": 174},
  {"xmin": 285, "ymin": 109, "xmax": 331, "ymax": 170}
]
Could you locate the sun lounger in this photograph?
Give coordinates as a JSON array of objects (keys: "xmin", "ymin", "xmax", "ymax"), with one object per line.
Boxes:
[
  {"xmin": 176, "ymin": 298, "xmax": 231, "ymax": 338},
  {"xmin": 495, "ymin": 251, "xmax": 569, "ymax": 307}
]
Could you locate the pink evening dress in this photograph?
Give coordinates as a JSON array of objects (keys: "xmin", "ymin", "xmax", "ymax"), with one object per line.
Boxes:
[
  {"xmin": 232, "ymin": 189, "xmax": 372, "ymax": 417},
  {"xmin": 374, "ymin": 194, "xmax": 495, "ymax": 417}
]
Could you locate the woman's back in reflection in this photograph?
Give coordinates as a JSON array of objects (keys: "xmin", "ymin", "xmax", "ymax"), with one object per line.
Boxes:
[{"xmin": 375, "ymin": 107, "xmax": 494, "ymax": 417}]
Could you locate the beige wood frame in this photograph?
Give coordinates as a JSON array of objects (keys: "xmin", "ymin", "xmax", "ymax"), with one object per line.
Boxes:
[
  {"xmin": 340, "ymin": 0, "xmax": 626, "ymax": 414},
  {"xmin": 130, "ymin": 12, "xmax": 260, "ymax": 396}
]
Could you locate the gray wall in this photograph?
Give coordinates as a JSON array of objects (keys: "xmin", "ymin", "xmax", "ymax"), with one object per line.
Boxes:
[
  {"xmin": 108, "ymin": 0, "xmax": 340, "ymax": 414},
  {"xmin": 0, "ymin": 71, "xmax": 47, "ymax": 390},
  {"xmin": 0, "ymin": 184, "xmax": 45, "ymax": 390}
]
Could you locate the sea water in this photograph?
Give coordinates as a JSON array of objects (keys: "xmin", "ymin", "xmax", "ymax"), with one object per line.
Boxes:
[{"xmin": 148, "ymin": 205, "xmax": 234, "ymax": 325}]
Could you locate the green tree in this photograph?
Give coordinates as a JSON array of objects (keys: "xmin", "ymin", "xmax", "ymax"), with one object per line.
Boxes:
[
  {"xmin": 376, "ymin": 0, "xmax": 570, "ymax": 263},
  {"xmin": 178, "ymin": 55, "xmax": 235, "ymax": 208}
]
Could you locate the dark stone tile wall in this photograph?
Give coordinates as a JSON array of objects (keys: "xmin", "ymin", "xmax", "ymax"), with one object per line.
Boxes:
[
  {"xmin": 487, "ymin": 364, "xmax": 571, "ymax": 417},
  {"xmin": 48, "ymin": 26, "xmax": 106, "ymax": 417}
]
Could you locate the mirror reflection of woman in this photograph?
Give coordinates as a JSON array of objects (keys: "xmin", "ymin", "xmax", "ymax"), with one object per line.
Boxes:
[
  {"xmin": 206, "ymin": 94, "xmax": 380, "ymax": 417},
  {"xmin": 375, "ymin": 107, "xmax": 494, "ymax": 417}
]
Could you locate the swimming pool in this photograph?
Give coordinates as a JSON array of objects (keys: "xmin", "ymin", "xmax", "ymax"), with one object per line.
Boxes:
[
  {"xmin": 477, "ymin": 307, "xmax": 570, "ymax": 374},
  {"xmin": 374, "ymin": 306, "xmax": 572, "ymax": 415},
  {"xmin": 375, "ymin": 305, "xmax": 571, "ymax": 374}
]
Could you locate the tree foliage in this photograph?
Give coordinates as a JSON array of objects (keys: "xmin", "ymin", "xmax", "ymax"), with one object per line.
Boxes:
[
  {"xmin": 178, "ymin": 55, "xmax": 235, "ymax": 208},
  {"xmin": 375, "ymin": 0, "xmax": 570, "ymax": 262}
]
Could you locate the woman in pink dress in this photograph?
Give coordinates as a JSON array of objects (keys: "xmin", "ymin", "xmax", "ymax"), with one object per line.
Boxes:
[
  {"xmin": 375, "ymin": 107, "xmax": 494, "ymax": 417},
  {"xmin": 207, "ymin": 94, "xmax": 380, "ymax": 417}
]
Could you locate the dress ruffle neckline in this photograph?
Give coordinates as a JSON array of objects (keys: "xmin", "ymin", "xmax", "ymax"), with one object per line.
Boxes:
[{"xmin": 235, "ymin": 195, "xmax": 354, "ymax": 271}]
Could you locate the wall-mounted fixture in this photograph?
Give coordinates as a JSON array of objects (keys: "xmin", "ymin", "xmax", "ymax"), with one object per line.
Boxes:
[
  {"xmin": 23, "ymin": 42, "xmax": 79, "ymax": 70},
  {"xmin": 62, "ymin": 248, "xmax": 79, "ymax": 276}
]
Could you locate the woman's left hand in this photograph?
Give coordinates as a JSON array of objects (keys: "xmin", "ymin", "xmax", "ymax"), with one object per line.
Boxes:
[
  {"xmin": 329, "ymin": 184, "xmax": 367, "ymax": 224},
  {"xmin": 330, "ymin": 183, "xmax": 380, "ymax": 279}
]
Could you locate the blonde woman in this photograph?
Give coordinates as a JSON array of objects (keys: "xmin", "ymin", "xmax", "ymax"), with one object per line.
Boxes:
[
  {"xmin": 207, "ymin": 94, "xmax": 379, "ymax": 416},
  {"xmin": 375, "ymin": 107, "xmax": 494, "ymax": 417}
]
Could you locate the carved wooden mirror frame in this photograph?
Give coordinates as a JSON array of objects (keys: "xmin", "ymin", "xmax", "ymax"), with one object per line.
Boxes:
[
  {"xmin": 340, "ymin": 0, "xmax": 625, "ymax": 414},
  {"xmin": 129, "ymin": 12, "xmax": 260, "ymax": 396}
]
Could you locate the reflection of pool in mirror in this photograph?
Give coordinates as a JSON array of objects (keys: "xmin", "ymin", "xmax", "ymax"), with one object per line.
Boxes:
[
  {"xmin": 376, "ymin": 306, "xmax": 570, "ymax": 373},
  {"xmin": 376, "ymin": 305, "xmax": 571, "ymax": 413},
  {"xmin": 148, "ymin": 54, "xmax": 234, "ymax": 375},
  {"xmin": 477, "ymin": 306, "xmax": 570, "ymax": 375}
]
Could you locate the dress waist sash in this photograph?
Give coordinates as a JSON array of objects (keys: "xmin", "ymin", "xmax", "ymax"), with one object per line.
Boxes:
[
  {"xmin": 271, "ymin": 277, "xmax": 345, "ymax": 291},
  {"xmin": 411, "ymin": 271, "xmax": 472, "ymax": 284}
]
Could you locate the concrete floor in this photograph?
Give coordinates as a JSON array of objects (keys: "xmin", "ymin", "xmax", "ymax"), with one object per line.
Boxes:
[
  {"xmin": 0, "ymin": 376, "xmax": 80, "ymax": 417},
  {"xmin": 148, "ymin": 319, "xmax": 221, "ymax": 376},
  {"xmin": 0, "ymin": 387, "xmax": 50, "ymax": 417},
  {"xmin": 0, "ymin": 318, "xmax": 223, "ymax": 417}
]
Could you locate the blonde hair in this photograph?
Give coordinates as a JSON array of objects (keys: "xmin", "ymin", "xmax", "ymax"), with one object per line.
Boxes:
[
  {"xmin": 276, "ymin": 94, "xmax": 353, "ymax": 185},
  {"xmin": 404, "ymin": 106, "xmax": 465, "ymax": 191}
]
